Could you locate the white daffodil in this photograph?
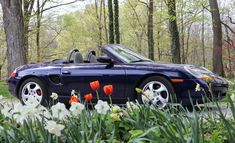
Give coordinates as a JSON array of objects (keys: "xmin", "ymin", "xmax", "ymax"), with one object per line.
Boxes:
[
  {"xmin": 11, "ymin": 103, "xmax": 27, "ymax": 124},
  {"xmin": 143, "ymin": 89, "xmax": 154, "ymax": 100},
  {"xmin": 1, "ymin": 105, "xmax": 12, "ymax": 118},
  {"xmin": 38, "ymin": 106, "xmax": 51, "ymax": 119},
  {"xmin": 95, "ymin": 100, "xmax": 110, "ymax": 115},
  {"xmin": 111, "ymin": 105, "xmax": 121, "ymax": 113},
  {"xmin": 51, "ymin": 102, "xmax": 70, "ymax": 120},
  {"xmin": 195, "ymin": 83, "xmax": 201, "ymax": 92},
  {"xmin": 0, "ymin": 95, "xmax": 4, "ymax": 101},
  {"xmin": 71, "ymin": 90, "xmax": 76, "ymax": 96},
  {"xmin": 50, "ymin": 92, "xmax": 58, "ymax": 100},
  {"xmin": 69, "ymin": 102, "xmax": 85, "ymax": 115},
  {"xmin": 126, "ymin": 101, "xmax": 139, "ymax": 110},
  {"xmin": 231, "ymin": 93, "xmax": 235, "ymax": 102},
  {"xmin": 45, "ymin": 120, "xmax": 65, "ymax": 136}
]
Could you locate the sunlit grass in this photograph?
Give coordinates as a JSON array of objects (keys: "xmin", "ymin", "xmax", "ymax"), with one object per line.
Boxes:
[{"xmin": 0, "ymin": 80, "xmax": 11, "ymax": 98}]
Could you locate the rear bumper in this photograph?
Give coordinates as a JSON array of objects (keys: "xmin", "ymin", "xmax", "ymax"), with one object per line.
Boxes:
[{"xmin": 7, "ymin": 77, "xmax": 20, "ymax": 97}]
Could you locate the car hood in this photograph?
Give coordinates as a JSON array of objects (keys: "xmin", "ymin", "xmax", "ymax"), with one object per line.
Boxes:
[{"xmin": 130, "ymin": 61, "xmax": 190, "ymax": 70}]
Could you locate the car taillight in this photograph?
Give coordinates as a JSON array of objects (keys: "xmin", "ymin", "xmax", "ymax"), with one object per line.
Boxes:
[{"xmin": 10, "ymin": 70, "xmax": 17, "ymax": 78}]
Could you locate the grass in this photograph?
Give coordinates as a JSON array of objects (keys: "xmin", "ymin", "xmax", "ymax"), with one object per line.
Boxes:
[{"xmin": 0, "ymin": 80, "xmax": 11, "ymax": 98}]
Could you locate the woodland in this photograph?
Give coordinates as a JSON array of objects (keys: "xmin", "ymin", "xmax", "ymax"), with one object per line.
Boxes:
[{"xmin": 0, "ymin": 0, "xmax": 234, "ymax": 79}]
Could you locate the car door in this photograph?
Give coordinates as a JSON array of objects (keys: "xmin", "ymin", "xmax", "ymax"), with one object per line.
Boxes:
[{"xmin": 60, "ymin": 63, "xmax": 126, "ymax": 104}]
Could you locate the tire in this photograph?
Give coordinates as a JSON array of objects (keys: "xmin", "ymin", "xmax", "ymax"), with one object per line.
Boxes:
[
  {"xmin": 19, "ymin": 78, "xmax": 48, "ymax": 106},
  {"xmin": 137, "ymin": 76, "xmax": 176, "ymax": 108}
]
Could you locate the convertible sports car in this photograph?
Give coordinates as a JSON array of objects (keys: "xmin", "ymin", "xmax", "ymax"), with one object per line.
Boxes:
[{"xmin": 8, "ymin": 44, "xmax": 228, "ymax": 107}]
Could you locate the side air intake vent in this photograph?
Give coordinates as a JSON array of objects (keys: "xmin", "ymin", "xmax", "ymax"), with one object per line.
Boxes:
[{"xmin": 49, "ymin": 75, "xmax": 61, "ymax": 84}]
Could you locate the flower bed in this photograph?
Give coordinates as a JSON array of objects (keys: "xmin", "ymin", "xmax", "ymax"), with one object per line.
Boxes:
[{"xmin": 0, "ymin": 80, "xmax": 234, "ymax": 142}]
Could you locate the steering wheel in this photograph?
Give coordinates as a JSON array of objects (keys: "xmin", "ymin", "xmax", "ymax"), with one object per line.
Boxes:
[{"xmin": 66, "ymin": 48, "xmax": 79, "ymax": 63}]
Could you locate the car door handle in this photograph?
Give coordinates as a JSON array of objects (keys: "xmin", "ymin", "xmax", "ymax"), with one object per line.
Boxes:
[{"xmin": 62, "ymin": 71, "xmax": 71, "ymax": 75}]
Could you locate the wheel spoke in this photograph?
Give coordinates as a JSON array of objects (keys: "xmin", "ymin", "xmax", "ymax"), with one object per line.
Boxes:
[
  {"xmin": 158, "ymin": 95, "xmax": 168, "ymax": 104},
  {"xmin": 26, "ymin": 84, "xmax": 32, "ymax": 91},
  {"xmin": 148, "ymin": 83, "xmax": 154, "ymax": 91},
  {"xmin": 33, "ymin": 84, "xmax": 41, "ymax": 91},
  {"xmin": 155, "ymin": 85, "xmax": 167, "ymax": 93}
]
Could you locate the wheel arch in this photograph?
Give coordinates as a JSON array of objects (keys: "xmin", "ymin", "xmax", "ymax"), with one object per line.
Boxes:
[
  {"xmin": 133, "ymin": 73, "xmax": 174, "ymax": 99},
  {"xmin": 136, "ymin": 73, "xmax": 173, "ymax": 88}
]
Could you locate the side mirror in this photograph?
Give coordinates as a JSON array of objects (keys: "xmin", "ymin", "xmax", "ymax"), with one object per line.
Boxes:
[{"xmin": 97, "ymin": 56, "xmax": 112, "ymax": 63}]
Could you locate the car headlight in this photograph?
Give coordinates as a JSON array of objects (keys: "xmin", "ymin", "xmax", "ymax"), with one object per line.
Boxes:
[{"xmin": 184, "ymin": 65, "xmax": 214, "ymax": 82}]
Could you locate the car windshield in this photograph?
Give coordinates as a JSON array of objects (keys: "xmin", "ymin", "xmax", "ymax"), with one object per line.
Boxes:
[{"xmin": 105, "ymin": 45, "xmax": 153, "ymax": 63}]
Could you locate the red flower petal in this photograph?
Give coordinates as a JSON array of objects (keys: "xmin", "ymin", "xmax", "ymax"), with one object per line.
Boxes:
[
  {"xmin": 69, "ymin": 96, "xmax": 79, "ymax": 105},
  {"xmin": 90, "ymin": 80, "xmax": 100, "ymax": 91},
  {"xmin": 103, "ymin": 85, "xmax": 113, "ymax": 95},
  {"xmin": 84, "ymin": 93, "xmax": 93, "ymax": 101}
]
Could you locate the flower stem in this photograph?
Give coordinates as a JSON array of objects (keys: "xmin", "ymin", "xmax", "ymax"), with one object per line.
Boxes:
[
  {"xmin": 96, "ymin": 90, "xmax": 100, "ymax": 100},
  {"xmin": 109, "ymin": 95, "xmax": 112, "ymax": 106},
  {"xmin": 98, "ymin": 115, "xmax": 102, "ymax": 140}
]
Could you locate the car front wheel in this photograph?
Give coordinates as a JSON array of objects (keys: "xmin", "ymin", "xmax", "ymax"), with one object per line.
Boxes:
[
  {"xmin": 137, "ymin": 76, "xmax": 175, "ymax": 108},
  {"xmin": 19, "ymin": 78, "xmax": 48, "ymax": 105}
]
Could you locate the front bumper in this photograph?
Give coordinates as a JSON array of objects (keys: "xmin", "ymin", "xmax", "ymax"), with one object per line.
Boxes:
[{"xmin": 175, "ymin": 76, "xmax": 228, "ymax": 105}]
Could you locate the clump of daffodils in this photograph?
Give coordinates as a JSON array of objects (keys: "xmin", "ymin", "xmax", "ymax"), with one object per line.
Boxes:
[{"xmin": 110, "ymin": 105, "xmax": 123, "ymax": 121}]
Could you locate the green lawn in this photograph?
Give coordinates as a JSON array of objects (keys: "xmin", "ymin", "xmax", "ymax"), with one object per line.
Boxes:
[{"xmin": 0, "ymin": 80, "xmax": 11, "ymax": 97}]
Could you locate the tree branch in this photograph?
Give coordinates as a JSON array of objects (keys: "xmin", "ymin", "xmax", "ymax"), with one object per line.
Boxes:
[
  {"xmin": 221, "ymin": 21, "xmax": 235, "ymax": 34},
  {"xmin": 138, "ymin": 0, "xmax": 149, "ymax": 8},
  {"xmin": 227, "ymin": 16, "xmax": 235, "ymax": 25},
  {"xmin": 42, "ymin": 0, "xmax": 83, "ymax": 13}
]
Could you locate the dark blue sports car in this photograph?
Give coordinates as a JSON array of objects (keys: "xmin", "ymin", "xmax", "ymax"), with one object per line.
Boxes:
[{"xmin": 8, "ymin": 44, "xmax": 228, "ymax": 107}]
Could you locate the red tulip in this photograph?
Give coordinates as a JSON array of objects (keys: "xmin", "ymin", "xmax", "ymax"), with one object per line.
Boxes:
[
  {"xmin": 103, "ymin": 85, "xmax": 113, "ymax": 95},
  {"xmin": 90, "ymin": 80, "xmax": 100, "ymax": 91},
  {"xmin": 69, "ymin": 96, "xmax": 79, "ymax": 105},
  {"xmin": 84, "ymin": 93, "xmax": 93, "ymax": 101}
]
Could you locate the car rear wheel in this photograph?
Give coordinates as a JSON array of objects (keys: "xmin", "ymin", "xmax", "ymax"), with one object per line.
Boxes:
[
  {"xmin": 19, "ymin": 78, "xmax": 48, "ymax": 105},
  {"xmin": 137, "ymin": 76, "xmax": 175, "ymax": 108}
]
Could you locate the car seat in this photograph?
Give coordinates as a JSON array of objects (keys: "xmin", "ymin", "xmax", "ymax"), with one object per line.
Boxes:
[
  {"xmin": 86, "ymin": 50, "xmax": 98, "ymax": 63},
  {"xmin": 74, "ymin": 52, "xmax": 83, "ymax": 63}
]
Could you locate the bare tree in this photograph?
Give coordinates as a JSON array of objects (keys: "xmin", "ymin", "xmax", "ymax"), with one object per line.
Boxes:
[
  {"xmin": 114, "ymin": 0, "xmax": 120, "ymax": 44},
  {"xmin": 148, "ymin": 0, "xmax": 154, "ymax": 60},
  {"xmin": 166, "ymin": 0, "xmax": 181, "ymax": 64},
  {"xmin": 108, "ymin": 0, "xmax": 114, "ymax": 43},
  {"xmin": 209, "ymin": 0, "xmax": 224, "ymax": 76},
  {"xmin": 0, "ymin": 0, "xmax": 26, "ymax": 74}
]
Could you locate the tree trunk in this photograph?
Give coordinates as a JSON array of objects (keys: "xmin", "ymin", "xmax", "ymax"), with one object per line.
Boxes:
[
  {"xmin": 209, "ymin": 0, "xmax": 224, "ymax": 76},
  {"xmin": 114, "ymin": 0, "xmax": 120, "ymax": 44},
  {"xmin": 148, "ymin": 0, "xmax": 154, "ymax": 60},
  {"xmin": 185, "ymin": 23, "xmax": 192, "ymax": 63},
  {"xmin": 180, "ymin": 1, "xmax": 185, "ymax": 64},
  {"xmin": 103, "ymin": 0, "xmax": 108, "ymax": 43},
  {"xmin": 167, "ymin": 0, "xmax": 181, "ymax": 64},
  {"xmin": 135, "ymin": 31, "xmax": 143, "ymax": 54},
  {"xmin": 108, "ymin": 0, "xmax": 114, "ymax": 44},
  {"xmin": 157, "ymin": 30, "xmax": 161, "ymax": 61},
  {"xmin": 1, "ymin": 0, "xmax": 26, "ymax": 75},
  {"xmin": 0, "ymin": 66, "xmax": 1, "ymax": 80},
  {"xmin": 23, "ymin": 0, "xmax": 35, "ymax": 63},
  {"xmin": 36, "ymin": 0, "xmax": 41, "ymax": 62},
  {"xmin": 201, "ymin": 8, "xmax": 206, "ymax": 67},
  {"xmin": 95, "ymin": 0, "xmax": 103, "ymax": 55}
]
